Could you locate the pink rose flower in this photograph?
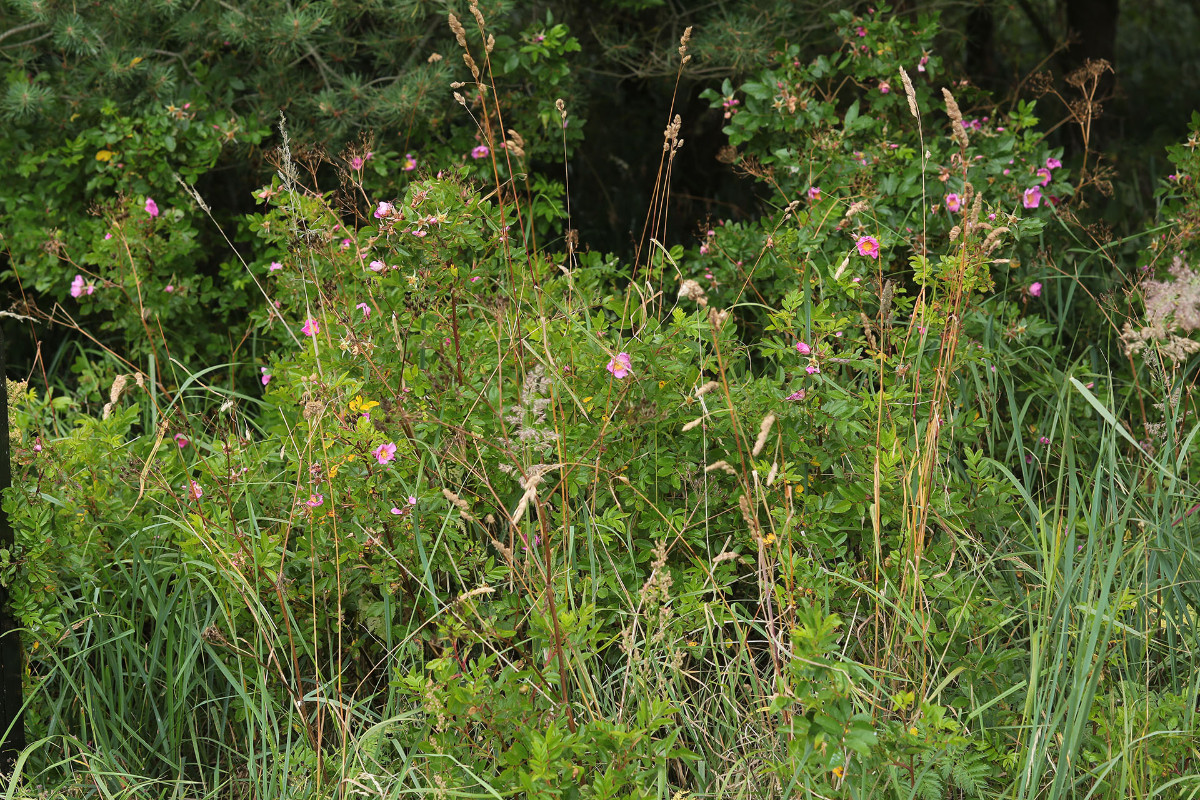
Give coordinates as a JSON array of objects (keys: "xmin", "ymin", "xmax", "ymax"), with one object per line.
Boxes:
[
  {"xmin": 301, "ymin": 318, "xmax": 320, "ymax": 337},
  {"xmin": 374, "ymin": 442, "xmax": 397, "ymax": 464},
  {"xmin": 1023, "ymin": 186, "xmax": 1042, "ymax": 209},
  {"xmin": 145, "ymin": 198, "xmax": 159, "ymax": 217},
  {"xmin": 855, "ymin": 235, "xmax": 880, "ymax": 259},
  {"xmin": 606, "ymin": 352, "xmax": 632, "ymax": 379}
]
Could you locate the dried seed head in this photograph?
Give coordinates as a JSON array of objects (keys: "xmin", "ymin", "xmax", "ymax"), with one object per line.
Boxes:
[
  {"xmin": 696, "ymin": 380, "xmax": 720, "ymax": 397},
  {"xmin": 453, "ymin": 92, "xmax": 467, "ymax": 107},
  {"xmin": 833, "ymin": 254, "xmax": 850, "ymax": 280},
  {"xmin": 968, "ymin": 188, "xmax": 983, "ymax": 228},
  {"xmin": 448, "ymin": 13, "xmax": 467, "ymax": 48},
  {"xmin": 752, "ymin": 413, "xmax": 776, "ymax": 457},
  {"xmin": 678, "ymin": 278, "xmax": 708, "ymax": 306},
  {"xmin": 706, "ymin": 460, "xmax": 737, "ymax": 475},
  {"xmin": 879, "ymin": 279, "xmax": 895, "ymax": 322},
  {"xmin": 427, "ymin": 52, "xmax": 443, "ymax": 63},
  {"xmin": 469, "ymin": 0, "xmax": 485, "ymax": 30},
  {"xmin": 982, "ymin": 226, "xmax": 1009, "ymax": 254},
  {"xmin": 737, "ymin": 494, "xmax": 760, "ymax": 537},
  {"xmin": 463, "ymin": 53, "xmax": 480, "ymax": 80},
  {"xmin": 442, "ymin": 489, "xmax": 476, "ymax": 522},
  {"xmin": 942, "ymin": 88, "xmax": 969, "ymax": 148},
  {"xmin": 450, "ymin": 81, "xmax": 465, "ymax": 89},
  {"xmin": 1066, "ymin": 58, "xmax": 1112, "ymax": 88},
  {"xmin": 663, "ymin": 114, "xmax": 682, "ymax": 152},
  {"xmin": 845, "ymin": 200, "xmax": 869, "ymax": 218},
  {"xmin": 899, "ymin": 67, "xmax": 919, "ymax": 118},
  {"xmin": 948, "ymin": 224, "xmax": 961, "ymax": 242},
  {"xmin": 486, "ymin": 34, "xmax": 495, "ymax": 54},
  {"xmin": 555, "ymin": 98, "xmax": 567, "ymax": 121},
  {"xmin": 679, "ymin": 26, "xmax": 693, "ymax": 57}
]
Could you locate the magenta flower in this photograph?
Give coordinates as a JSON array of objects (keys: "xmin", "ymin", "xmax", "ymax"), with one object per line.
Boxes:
[
  {"xmin": 878, "ymin": 80, "xmax": 891, "ymax": 94},
  {"xmin": 606, "ymin": 352, "xmax": 632, "ymax": 379},
  {"xmin": 786, "ymin": 389, "xmax": 806, "ymax": 401},
  {"xmin": 1036, "ymin": 167, "xmax": 1052, "ymax": 186},
  {"xmin": 186, "ymin": 480, "xmax": 203, "ymax": 500},
  {"xmin": 305, "ymin": 493, "xmax": 324, "ymax": 508},
  {"xmin": 268, "ymin": 261, "xmax": 283, "ymax": 272},
  {"xmin": 796, "ymin": 341, "xmax": 811, "ymax": 355},
  {"xmin": 807, "ymin": 186, "xmax": 821, "ymax": 201},
  {"xmin": 368, "ymin": 260, "xmax": 386, "ymax": 272},
  {"xmin": 145, "ymin": 198, "xmax": 159, "ymax": 217},
  {"xmin": 390, "ymin": 506, "xmax": 404, "ymax": 515},
  {"xmin": 260, "ymin": 367, "xmax": 272, "ymax": 386},
  {"xmin": 855, "ymin": 26, "xmax": 867, "ymax": 36},
  {"xmin": 1023, "ymin": 186, "xmax": 1042, "ymax": 209},
  {"xmin": 1038, "ymin": 436, "xmax": 1050, "ymax": 445},
  {"xmin": 946, "ymin": 193, "xmax": 962, "ymax": 213},
  {"xmin": 402, "ymin": 153, "xmax": 417, "ymax": 171},
  {"xmin": 301, "ymin": 318, "xmax": 320, "ymax": 337},
  {"xmin": 805, "ymin": 364, "xmax": 821, "ymax": 375},
  {"xmin": 1028, "ymin": 281, "xmax": 1042, "ymax": 297},
  {"xmin": 174, "ymin": 433, "xmax": 189, "ymax": 449},
  {"xmin": 470, "ymin": 144, "xmax": 490, "ymax": 160},
  {"xmin": 1046, "ymin": 157, "xmax": 1062, "ymax": 169},
  {"xmin": 356, "ymin": 302, "xmax": 371, "ymax": 319},
  {"xmin": 104, "ymin": 232, "xmax": 113, "ymax": 240},
  {"xmin": 350, "ymin": 156, "xmax": 365, "ymax": 171},
  {"xmin": 374, "ymin": 442, "xmax": 397, "ymax": 465},
  {"xmin": 164, "ymin": 284, "xmax": 174, "ymax": 292},
  {"xmin": 855, "ymin": 235, "xmax": 881, "ymax": 259},
  {"xmin": 374, "ymin": 201, "xmax": 394, "ymax": 219},
  {"xmin": 917, "ymin": 54, "xmax": 928, "ymax": 72}
]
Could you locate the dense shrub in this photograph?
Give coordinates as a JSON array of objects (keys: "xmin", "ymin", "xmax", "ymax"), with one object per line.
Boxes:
[{"xmin": 3, "ymin": 5, "xmax": 1200, "ymax": 799}]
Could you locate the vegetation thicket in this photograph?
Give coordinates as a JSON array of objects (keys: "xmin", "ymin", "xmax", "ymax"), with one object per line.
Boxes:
[{"xmin": 2, "ymin": 1, "xmax": 1200, "ymax": 798}]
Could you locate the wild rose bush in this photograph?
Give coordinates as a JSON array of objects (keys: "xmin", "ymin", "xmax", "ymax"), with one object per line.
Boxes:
[{"xmin": 6, "ymin": 6, "xmax": 1200, "ymax": 799}]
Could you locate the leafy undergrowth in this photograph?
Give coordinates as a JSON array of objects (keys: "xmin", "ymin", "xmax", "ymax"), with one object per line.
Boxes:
[{"xmin": 4, "ymin": 6, "xmax": 1200, "ymax": 800}]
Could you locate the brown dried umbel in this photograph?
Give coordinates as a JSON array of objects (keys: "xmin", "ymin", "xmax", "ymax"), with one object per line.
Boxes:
[
  {"xmin": 1027, "ymin": 71, "xmax": 1054, "ymax": 98},
  {"xmin": 1065, "ymin": 58, "xmax": 1113, "ymax": 89}
]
